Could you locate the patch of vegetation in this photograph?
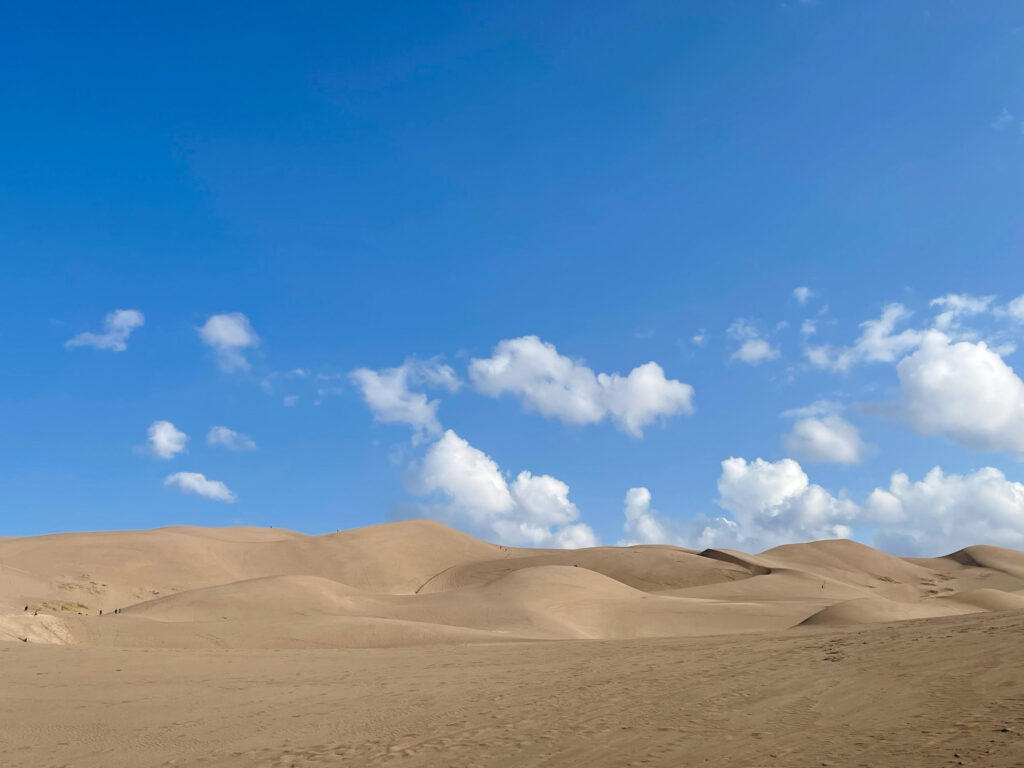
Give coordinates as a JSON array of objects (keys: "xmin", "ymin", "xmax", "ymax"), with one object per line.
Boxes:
[{"xmin": 40, "ymin": 600, "xmax": 90, "ymax": 612}]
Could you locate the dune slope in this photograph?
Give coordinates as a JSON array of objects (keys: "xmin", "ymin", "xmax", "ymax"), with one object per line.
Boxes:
[{"xmin": 3, "ymin": 522, "xmax": 1024, "ymax": 648}]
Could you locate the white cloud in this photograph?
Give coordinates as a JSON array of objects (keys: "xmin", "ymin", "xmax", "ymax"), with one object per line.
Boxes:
[
  {"xmin": 206, "ymin": 426, "xmax": 257, "ymax": 451},
  {"xmin": 801, "ymin": 319, "xmax": 817, "ymax": 337},
  {"xmin": 781, "ymin": 402, "xmax": 867, "ymax": 465},
  {"xmin": 780, "ymin": 400, "xmax": 841, "ymax": 419},
  {"xmin": 198, "ymin": 313, "xmax": 260, "ymax": 372},
  {"xmin": 65, "ymin": 309, "xmax": 144, "ymax": 352},
  {"xmin": 691, "ymin": 330, "xmax": 709, "ymax": 348},
  {"xmin": 728, "ymin": 320, "xmax": 780, "ymax": 366},
  {"xmin": 145, "ymin": 420, "xmax": 188, "ymax": 460},
  {"xmin": 350, "ymin": 358, "xmax": 461, "ymax": 443},
  {"xmin": 601, "ymin": 362, "xmax": 696, "ymax": 437},
  {"xmin": 619, "ymin": 487, "xmax": 683, "ymax": 546},
  {"xmin": 782, "ymin": 416, "xmax": 866, "ymax": 465},
  {"xmin": 404, "ymin": 430, "xmax": 598, "ymax": 548},
  {"xmin": 929, "ymin": 293, "xmax": 994, "ymax": 331},
  {"xmin": 793, "ymin": 286, "xmax": 814, "ymax": 305},
  {"xmin": 733, "ymin": 339, "xmax": 780, "ymax": 365},
  {"xmin": 164, "ymin": 472, "xmax": 236, "ymax": 503},
  {"xmin": 469, "ymin": 336, "xmax": 693, "ymax": 437},
  {"xmin": 897, "ymin": 331, "xmax": 1024, "ymax": 453},
  {"xmin": 865, "ymin": 466, "xmax": 1024, "ymax": 555},
  {"xmin": 1003, "ymin": 294, "xmax": 1024, "ymax": 322},
  {"xmin": 283, "ymin": 395, "xmax": 299, "ymax": 407},
  {"xmin": 806, "ymin": 303, "xmax": 923, "ymax": 372},
  {"xmin": 616, "ymin": 458, "xmax": 857, "ymax": 552},
  {"xmin": 621, "ymin": 455, "xmax": 1024, "ymax": 557},
  {"xmin": 714, "ymin": 457, "xmax": 857, "ymax": 550}
]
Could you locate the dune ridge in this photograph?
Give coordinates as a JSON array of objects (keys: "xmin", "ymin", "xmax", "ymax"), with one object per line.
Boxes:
[{"xmin": 3, "ymin": 520, "xmax": 1024, "ymax": 648}]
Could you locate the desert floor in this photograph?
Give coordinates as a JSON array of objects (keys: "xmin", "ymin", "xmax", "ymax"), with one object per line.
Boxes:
[
  {"xmin": 3, "ymin": 521, "xmax": 1024, "ymax": 766},
  {"xmin": 1, "ymin": 612, "xmax": 1023, "ymax": 768}
]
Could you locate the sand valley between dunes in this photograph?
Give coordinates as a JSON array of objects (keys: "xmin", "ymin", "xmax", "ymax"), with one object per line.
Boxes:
[{"xmin": 2, "ymin": 520, "xmax": 1024, "ymax": 766}]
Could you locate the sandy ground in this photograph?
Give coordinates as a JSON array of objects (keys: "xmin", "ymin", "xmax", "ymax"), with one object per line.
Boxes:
[
  {"xmin": 2, "ymin": 521, "xmax": 1024, "ymax": 766},
  {"xmin": 1, "ymin": 611, "xmax": 1022, "ymax": 768}
]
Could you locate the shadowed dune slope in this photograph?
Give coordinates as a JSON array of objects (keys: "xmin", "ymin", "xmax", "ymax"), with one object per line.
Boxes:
[
  {"xmin": 416, "ymin": 545, "xmax": 751, "ymax": 593},
  {"xmin": 798, "ymin": 597, "xmax": 963, "ymax": 626},
  {"xmin": 758, "ymin": 539, "xmax": 938, "ymax": 585},
  {"xmin": 944, "ymin": 545, "xmax": 1024, "ymax": 577},
  {"xmin": 909, "ymin": 544, "xmax": 1024, "ymax": 579},
  {"xmin": 937, "ymin": 587, "xmax": 1024, "ymax": 612},
  {"xmin": 3, "ymin": 522, "xmax": 1024, "ymax": 648}
]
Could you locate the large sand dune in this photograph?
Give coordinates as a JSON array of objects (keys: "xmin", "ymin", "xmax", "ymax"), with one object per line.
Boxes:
[
  {"xmin": 3, "ymin": 522, "xmax": 1024, "ymax": 767},
  {"xmin": 3, "ymin": 520, "xmax": 1024, "ymax": 648}
]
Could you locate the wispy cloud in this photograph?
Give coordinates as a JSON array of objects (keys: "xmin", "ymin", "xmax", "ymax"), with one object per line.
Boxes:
[{"xmin": 65, "ymin": 309, "xmax": 144, "ymax": 352}]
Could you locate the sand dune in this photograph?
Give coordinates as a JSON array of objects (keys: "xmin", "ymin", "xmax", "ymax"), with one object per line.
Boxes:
[
  {"xmin": 3, "ymin": 521, "xmax": 1024, "ymax": 649},
  {"xmin": 4, "ymin": 522, "xmax": 1024, "ymax": 767},
  {"xmin": 937, "ymin": 587, "xmax": 1024, "ymax": 612},
  {"xmin": 798, "ymin": 596, "xmax": 962, "ymax": 626},
  {"xmin": 416, "ymin": 545, "xmax": 750, "ymax": 593}
]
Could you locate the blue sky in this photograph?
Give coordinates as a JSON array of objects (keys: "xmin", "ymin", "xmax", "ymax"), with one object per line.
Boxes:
[{"xmin": 3, "ymin": 2, "xmax": 1024, "ymax": 555}]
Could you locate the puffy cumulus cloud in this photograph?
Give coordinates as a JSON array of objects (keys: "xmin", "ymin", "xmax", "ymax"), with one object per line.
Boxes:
[
  {"xmin": 929, "ymin": 293, "xmax": 994, "ymax": 331},
  {"xmin": 781, "ymin": 402, "xmax": 868, "ymax": 465},
  {"xmin": 621, "ymin": 457, "xmax": 1024, "ymax": 556},
  {"xmin": 206, "ymin": 426, "xmax": 257, "ymax": 451},
  {"xmin": 618, "ymin": 487, "xmax": 684, "ymax": 546},
  {"xmin": 615, "ymin": 468, "xmax": 857, "ymax": 553},
  {"xmin": 865, "ymin": 466, "xmax": 1024, "ymax": 555},
  {"xmin": 793, "ymin": 286, "xmax": 814, "ymax": 305},
  {"xmin": 145, "ymin": 420, "xmax": 188, "ymax": 459},
  {"xmin": 404, "ymin": 430, "xmax": 598, "ymax": 548},
  {"xmin": 198, "ymin": 313, "xmax": 260, "ymax": 372},
  {"xmin": 600, "ymin": 362, "xmax": 695, "ymax": 437},
  {"xmin": 469, "ymin": 336, "xmax": 693, "ymax": 437},
  {"xmin": 406, "ymin": 431, "xmax": 513, "ymax": 515},
  {"xmin": 350, "ymin": 358, "xmax": 461, "ymax": 443},
  {"xmin": 806, "ymin": 303, "xmax": 924, "ymax": 372},
  {"xmin": 65, "ymin": 309, "xmax": 144, "ymax": 352},
  {"xmin": 164, "ymin": 472, "xmax": 236, "ymax": 503},
  {"xmin": 897, "ymin": 331, "xmax": 1024, "ymax": 453},
  {"xmin": 728, "ymin": 320, "xmax": 780, "ymax": 366},
  {"xmin": 615, "ymin": 459, "xmax": 857, "ymax": 553},
  {"xmin": 715, "ymin": 457, "xmax": 858, "ymax": 550}
]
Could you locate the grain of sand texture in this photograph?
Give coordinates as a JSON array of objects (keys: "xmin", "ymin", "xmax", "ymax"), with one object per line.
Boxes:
[{"xmin": 2, "ymin": 520, "xmax": 1024, "ymax": 766}]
